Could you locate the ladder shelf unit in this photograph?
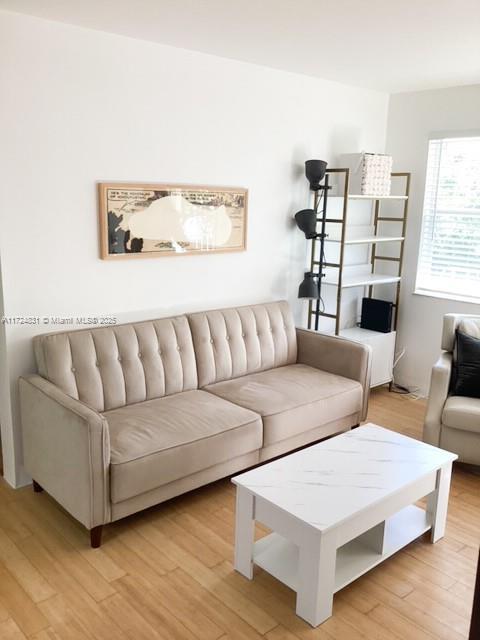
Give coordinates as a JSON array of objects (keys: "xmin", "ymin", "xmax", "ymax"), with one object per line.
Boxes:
[{"xmin": 306, "ymin": 169, "xmax": 410, "ymax": 387}]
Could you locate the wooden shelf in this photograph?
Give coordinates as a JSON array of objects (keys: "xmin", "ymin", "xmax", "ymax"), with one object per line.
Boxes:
[
  {"xmin": 347, "ymin": 194, "xmax": 408, "ymax": 200},
  {"xmin": 326, "ymin": 235, "xmax": 404, "ymax": 245},
  {"xmin": 340, "ymin": 327, "xmax": 393, "ymax": 340},
  {"xmin": 323, "ymin": 271, "xmax": 401, "ymax": 288},
  {"xmin": 305, "ymin": 168, "xmax": 410, "ymax": 340},
  {"xmin": 253, "ymin": 505, "xmax": 430, "ymax": 595}
]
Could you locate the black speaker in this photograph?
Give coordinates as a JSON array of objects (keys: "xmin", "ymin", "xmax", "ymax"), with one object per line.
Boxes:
[{"xmin": 360, "ymin": 298, "xmax": 393, "ymax": 333}]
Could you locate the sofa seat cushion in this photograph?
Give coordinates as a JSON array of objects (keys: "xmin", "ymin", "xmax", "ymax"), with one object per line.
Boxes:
[
  {"xmin": 205, "ymin": 364, "xmax": 362, "ymax": 446},
  {"xmin": 104, "ymin": 390, "xmax": 262, "ymax": 503},
  {"xmin": 442, "ymin": 395, "xmax": 480, "ymax": 433}
]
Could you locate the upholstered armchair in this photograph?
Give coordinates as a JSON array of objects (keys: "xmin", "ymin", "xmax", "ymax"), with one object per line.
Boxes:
[{"xmin": 424, "ymin": 314, "xmax": 480, "ymax": 465}]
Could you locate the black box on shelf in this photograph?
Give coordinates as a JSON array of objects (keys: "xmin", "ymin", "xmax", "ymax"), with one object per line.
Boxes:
[{"xmin": 360, "ymin": 298, "xmax": 393, "ymax": 333}]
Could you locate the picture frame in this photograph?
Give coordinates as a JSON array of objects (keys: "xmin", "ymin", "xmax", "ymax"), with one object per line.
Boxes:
[{"xmin": 98, "ymin": 182, "xmax": 248, "ymax": 260}]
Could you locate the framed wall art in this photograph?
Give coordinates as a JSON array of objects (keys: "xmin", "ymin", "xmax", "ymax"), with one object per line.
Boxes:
[{"xmin": 98, "ymin": 182, "xmax": 248, "ymax": 259}]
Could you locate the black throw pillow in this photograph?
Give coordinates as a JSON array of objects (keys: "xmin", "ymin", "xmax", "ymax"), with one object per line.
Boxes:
[{"xmin": 452, "ymin": 330, "xmax": 480, "ymax": 398}]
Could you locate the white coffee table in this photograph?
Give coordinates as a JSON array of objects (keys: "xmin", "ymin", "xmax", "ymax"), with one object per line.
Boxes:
[{"xmin": 232, "ymin": 423, "xmax": 457, "ymax": 627}]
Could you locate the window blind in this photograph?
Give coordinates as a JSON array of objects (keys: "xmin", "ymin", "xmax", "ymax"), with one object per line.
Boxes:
[{"xmin": 416, "ymin": 136, "xmax": 480, "ymax": 302}]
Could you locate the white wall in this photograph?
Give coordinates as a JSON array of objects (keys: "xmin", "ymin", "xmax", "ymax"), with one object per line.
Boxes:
[
  {"xmin": 0, "ymin": 255, "xmax": 12, "ymax": 477},
  {"xmin": 0, "ymin": 10, "xmax": 388, "ymax": 486},
  {"xmin": 386, "ymin": 84, "xmax": 480, "ymax": 395}
]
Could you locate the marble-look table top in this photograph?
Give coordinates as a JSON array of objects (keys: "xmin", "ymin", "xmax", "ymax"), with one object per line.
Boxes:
[{"xmin": 233, "ymin": 424, "xmax": 457, "ymax": 532}]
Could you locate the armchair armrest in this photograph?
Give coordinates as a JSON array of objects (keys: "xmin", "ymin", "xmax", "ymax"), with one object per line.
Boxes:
[
  {"xmin": 296, "ymin": 328, "xmax": 372, "ymax": 421},
  {"xmin": 424, "ymin": 352, "xmax": 452, "ymax": 447},
  {"xmin": 19, "ymin": 375, "xmax": 111, "ymax": 529}
]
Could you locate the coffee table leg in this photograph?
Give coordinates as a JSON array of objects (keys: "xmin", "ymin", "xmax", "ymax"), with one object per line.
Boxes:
[
  {"xmin": 427, "ymin": 461, "xmax": 453, "ymax": 543},
  {"xmin": 296, "ymin": 531, "xmax": 336, "ymax": 627},
  {"xmin": 234, "ymin": 487, "xmax": 255, "ymax": 579}
]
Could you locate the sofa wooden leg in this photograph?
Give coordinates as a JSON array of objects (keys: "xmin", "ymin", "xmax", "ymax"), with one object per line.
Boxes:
[
  {"xmin": 90, "ymin": 525, "xmax": 103, "ymax": 549},
  {"xmin": 352, "ymin": 424, "xmax": 360, "ymax": 429},
  {"xmin": 32, "ymin": 480, "xmax": 43, "ymax": 493}
]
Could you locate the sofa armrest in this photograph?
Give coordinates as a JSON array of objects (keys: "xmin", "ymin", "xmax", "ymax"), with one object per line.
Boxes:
[
  {"xmin": 296, "ymin": 328, "xmax": 372, "ymax": 421},
  {"xmin": 424, "ymin": 352, "xmax": 452, "ymax": 447},
  {"xmin": 19, "ymin": 375, "xmax": 111, "ymax": 529}
]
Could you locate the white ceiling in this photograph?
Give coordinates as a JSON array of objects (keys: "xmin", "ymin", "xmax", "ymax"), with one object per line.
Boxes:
[{"xmin": 1, "ymin": 0, "xmax": 480, "ymax": 93}]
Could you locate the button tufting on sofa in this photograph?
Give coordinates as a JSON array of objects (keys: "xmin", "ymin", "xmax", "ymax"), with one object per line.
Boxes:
[{"xmin": 20, "ymin": 300, "xmax": 371, "ymax": 548}]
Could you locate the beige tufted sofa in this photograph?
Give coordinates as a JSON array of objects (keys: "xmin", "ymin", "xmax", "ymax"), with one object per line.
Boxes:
[{"xmin": 19, "ymin": 301, "xmax": 371, "ymax": 547}]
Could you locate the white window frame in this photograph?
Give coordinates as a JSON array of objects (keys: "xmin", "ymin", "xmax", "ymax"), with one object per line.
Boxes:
[{"xmin": 414, "ymin": 133, "xmax": 480, "ymax": 305}]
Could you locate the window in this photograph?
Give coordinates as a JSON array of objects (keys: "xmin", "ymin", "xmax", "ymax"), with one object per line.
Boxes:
[{"xmin": 415, "ymin": 135, "xmax": 480, "ymax": 302}]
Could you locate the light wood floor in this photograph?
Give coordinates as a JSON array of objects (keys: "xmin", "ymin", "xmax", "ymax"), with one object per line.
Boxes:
[{"xmin": 0, "ymin": 388, "xmax": 478, "ymax": 640}]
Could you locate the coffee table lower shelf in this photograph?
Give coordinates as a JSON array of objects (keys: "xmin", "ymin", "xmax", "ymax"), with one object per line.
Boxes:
[{"xmin": 253, "ymin": 505, "xmax": 430, "ymax": 593}]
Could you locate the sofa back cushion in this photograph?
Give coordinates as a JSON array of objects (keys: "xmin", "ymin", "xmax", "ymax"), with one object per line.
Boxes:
[
  {"xmin": 33, "ymin": 316, "xmax": 197, "ymax": 411},
  {"xmin": 188, "ymin": 301, "xmax": 297, "ymax": 387},
  {"xmin": 442, "ymin": 314, "xmax": 480, "ymax": 352}
]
